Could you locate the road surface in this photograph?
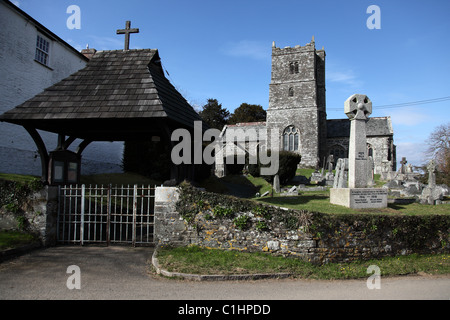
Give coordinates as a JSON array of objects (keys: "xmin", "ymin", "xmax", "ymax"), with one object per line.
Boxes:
[{"xmin": 0, "ymin": 246, "xmax": 449, "ymax": 300}]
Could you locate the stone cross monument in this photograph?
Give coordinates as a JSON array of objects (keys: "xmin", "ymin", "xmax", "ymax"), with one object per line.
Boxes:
[
  {"xmin": 330, "ymin": 94, "xmax": 387, "ymax": 209},
  {"xmin": 427, "ymin": 159, "xmax": 436, "ymax": 188},
  {"xmin": 344, "ymin": 94, "xmax": 372, "ymax": 188}
]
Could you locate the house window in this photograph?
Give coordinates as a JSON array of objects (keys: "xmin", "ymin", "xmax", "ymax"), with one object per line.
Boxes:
[
  {"xmin": 283, "ymin": 126, "xmax": 300, "ymax": 151},
  {"xmin": 35, "ymin": 35, "xmax": 50, "ymax": 66}
]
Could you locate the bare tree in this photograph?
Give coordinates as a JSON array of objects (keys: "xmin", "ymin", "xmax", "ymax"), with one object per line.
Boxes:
[{"xmin": 425, "ymin": 122, "xmax": 449, "ymax": 184}]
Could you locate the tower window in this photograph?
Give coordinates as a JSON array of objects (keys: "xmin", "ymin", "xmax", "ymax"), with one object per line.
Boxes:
[
  {"xmin": 289, "ymin": 61, "xmax": 299, "ymax": 74},
  {"xmin": 283, "ymin": 126, "xmax": 300, "ymax": 151},
  {"xmin": 288, "ymin": 87, "xmax": 294, "ymax": 97}
]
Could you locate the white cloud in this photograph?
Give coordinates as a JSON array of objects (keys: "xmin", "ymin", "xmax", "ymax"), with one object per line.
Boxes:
[
  {"xmin": 87, "ymin": 35, "xmax": 124, "ymax": 51},
  {"xmin": 389, "ymin": 107, "xmax": 432, "ymax": 126},
  {"xmin": 395, "ymin": 141, "xmax": 427, "ymax": 166},
  {"xmin": 221, "ymin": 40, "xmax": 270, "ymax": 61},
  {"xmin": 327, "ymin": 69, "xmax": 362, "ymax": 88}
]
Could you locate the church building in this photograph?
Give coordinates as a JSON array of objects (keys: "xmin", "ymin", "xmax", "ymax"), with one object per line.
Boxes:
[{"xmin": 215, "ymin": 38, "xmax": 396, "ymax": 177}]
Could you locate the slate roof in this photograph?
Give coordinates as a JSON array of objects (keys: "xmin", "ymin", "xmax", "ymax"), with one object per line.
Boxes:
[
  {"xmin": 327, "ymin": 117, "xmax": 393, "ymax": 138},
  {"xmin": 0, "ymin": 49, "xmax": 203, "ymax": 139}
]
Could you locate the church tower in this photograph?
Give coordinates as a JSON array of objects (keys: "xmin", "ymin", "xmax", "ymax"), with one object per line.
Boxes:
[{"xmin": 267, "ymin": 38, "xmax": 327, "ymax": 168}]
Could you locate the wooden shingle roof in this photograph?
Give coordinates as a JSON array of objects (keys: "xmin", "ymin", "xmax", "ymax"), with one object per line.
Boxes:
[{"xmin": 0, "ymin": 49, "xmax": 203, "ymax": 139}]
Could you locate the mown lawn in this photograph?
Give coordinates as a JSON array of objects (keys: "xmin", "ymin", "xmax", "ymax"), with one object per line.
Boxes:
[{"xmin": 257, "ymin": 190, "xmax": 450, "ymax": 216}]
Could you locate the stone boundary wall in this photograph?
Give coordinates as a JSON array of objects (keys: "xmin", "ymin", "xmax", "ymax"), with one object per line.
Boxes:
[
  {"xmin": 154, "ymin": 186, "xmax": 450, "ymax": 264},
  {"xmin": 0, "ymin": 185, "xmax": 58, "ymax": 246}
]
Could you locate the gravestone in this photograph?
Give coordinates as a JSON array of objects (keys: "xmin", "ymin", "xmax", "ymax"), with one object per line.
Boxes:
[
  {"xmin": 325, "ymin": 172, "xmax": 334, "ymax": 186},
  {"xmin": 260, "ymin": 191, "xmax": 270, "ymax": 197},
  {"xmin": 406, "ymin": 164, "xmax": 413, "ymax": 173},
  {"xmin": 330, "ymin": 94, "xmax": 387, "ymax": 209},
  {"xmin": 326, "ymin": 154, "xmax": 334, "ymax": 173},
  {"xmin": 310, "ymin": 171, "xmax": 324, "ymax": 183},
  {"xmin": 367, "ymin": 156, "xmax": 375, "ymax": 186},
  {"xmin": 273, "ymin": 174, "xmax": 281, "ymax": 193},
  {"xmin": 399, "ymin": 157, "xmax": 408, "ymax": 174},
  {"xmin": 333, "ymin": 158, "xmax": 348, "ymax": 188},
  {"xmin": 419, "ymin": 159, "xmax": 447, "ymax": 204}
]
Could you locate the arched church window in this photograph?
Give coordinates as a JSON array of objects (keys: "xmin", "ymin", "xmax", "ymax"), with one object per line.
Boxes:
[
  {"xmin": 283, "ymin": 126, "xmax": 300, "ymax": 151},
  {"xmin": 328, "ymin": 145, "xmax": 346, "ymax": 163},
  {"xmin": 387, "ymin": 138, "xmax": 392, "ymax": 161},
  {"xmin": 288, "ymin": 87, "xmax": 294, "ymax": 97},
  {"xmin": 367, "ymin": 144, "xmax": 373, "ymax": 158}
]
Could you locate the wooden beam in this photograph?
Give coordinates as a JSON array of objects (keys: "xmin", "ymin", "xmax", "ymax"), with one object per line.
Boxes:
[
  {"xmin": 76, "ymin": 139, "xmax": 93, "ymax": 155},
  {"xmin": 24, "ymin": 126, "xmax": 49, "ymax": 183},
  {"xmin": 62, "ymin": 136, "xmax": 77, "ymax": 150}
]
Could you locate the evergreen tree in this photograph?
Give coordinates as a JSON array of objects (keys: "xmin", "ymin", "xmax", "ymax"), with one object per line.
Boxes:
[
  {"xmin": 198, "ymin": 98, "xmax": 230, "ymax": 130},
  {"xmin": 228, "ymin": 103, "xmax": 266, "ymax": 125}
]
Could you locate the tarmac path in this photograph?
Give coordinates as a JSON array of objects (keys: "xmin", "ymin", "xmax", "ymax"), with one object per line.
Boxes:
[{"xmin": 0, "ymin": 246, "xmax": 449, "ymax": 301}]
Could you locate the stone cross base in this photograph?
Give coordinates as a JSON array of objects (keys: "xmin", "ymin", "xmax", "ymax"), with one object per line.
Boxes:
[{"xmin": 330, "ymin": 188, "xmax": 388, "ymax": 209}]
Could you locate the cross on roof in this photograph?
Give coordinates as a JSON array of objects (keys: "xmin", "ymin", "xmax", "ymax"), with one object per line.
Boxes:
[{"xmin": 116, "ymin": 21, "xmax": 139, "ymax": 50}]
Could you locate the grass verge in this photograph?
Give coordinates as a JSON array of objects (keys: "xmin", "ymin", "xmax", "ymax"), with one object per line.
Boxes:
[
  {"xmin": 0, "ymin": 173, "xmax": 39, "ymax": 184},
  {"xmin": 157, "ymin": 245, "xmax": 450, "ymax": 280},
  {"xmin": 0, "ymin": 231, "xmax": 37, "ymax": 250}
]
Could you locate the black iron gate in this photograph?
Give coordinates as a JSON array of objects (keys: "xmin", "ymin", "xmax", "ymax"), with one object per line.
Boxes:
[{"xmin": 57, "ymin": 184, "xmax": 155, "ymax": 246}]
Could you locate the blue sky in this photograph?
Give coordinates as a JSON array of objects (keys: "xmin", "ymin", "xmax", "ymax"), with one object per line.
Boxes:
[{"xmin": 12, "ymin": 0, "xmax": 450, "ymax": 168}]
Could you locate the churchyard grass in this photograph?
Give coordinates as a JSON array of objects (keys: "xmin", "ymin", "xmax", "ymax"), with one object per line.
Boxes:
[
  {"xmin": 258, "ymin": 190, "xmax": 450, "ymax": 215},
  {"xmin": 247, "ymin": 169, "xmax": 449, "ymax": 215},
  {"xmin": 0, "ymin": 173, "xmax": 39, "ymax": 184},
  {"xmin": 245, "ymin": 175, "xmax": 273, "ymax": 196},
  {"xmin": 0, "ymin": 172, "xmax": 161, "ymax": 187},
  {"xmin": 156, "ymin": 245, "xmax": 450, "ymax": 279},
  {"xmin": 0, "ymin": 230, "xmax": 36, "ymax": 250}
]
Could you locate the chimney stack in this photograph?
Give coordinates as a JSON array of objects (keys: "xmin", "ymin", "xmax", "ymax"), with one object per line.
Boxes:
[{"xmin": 81, "ymin": 44, "xmax": 97, "ymax": 60}]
